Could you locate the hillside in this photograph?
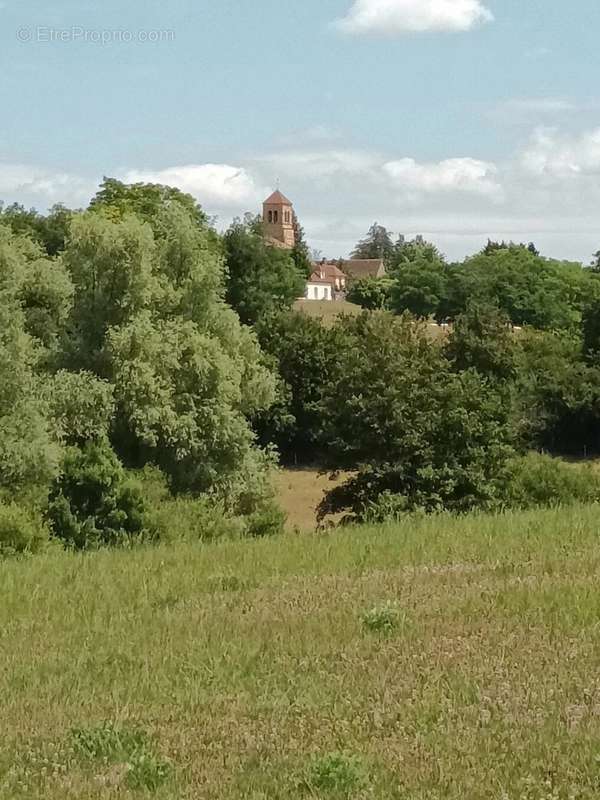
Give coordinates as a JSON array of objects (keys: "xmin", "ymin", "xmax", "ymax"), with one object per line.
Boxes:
[{"xmin": 3, "ymin": 505, "xmax": 600, "ymax": 799}]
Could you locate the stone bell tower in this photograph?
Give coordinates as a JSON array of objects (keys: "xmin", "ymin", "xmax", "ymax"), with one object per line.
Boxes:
[{"xmin": 262, "ymin": 190, "xmax": 296, "ymax": 249}]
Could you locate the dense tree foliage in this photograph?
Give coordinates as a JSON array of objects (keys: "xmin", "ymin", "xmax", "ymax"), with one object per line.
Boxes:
[
  {"xmin": 4, "ymin": 179, "xmax": 600, "ymax": 547},
  {"xmin": 318, "ymin": 313, "xmax": 516, "ymax": 519},
  {"xmin": 223, "ymin": 215, "xmax": 306, "ymax": 325},
  {"xmin": 351, "ymin": 222, "xmax": 395, "ymax": 264}
]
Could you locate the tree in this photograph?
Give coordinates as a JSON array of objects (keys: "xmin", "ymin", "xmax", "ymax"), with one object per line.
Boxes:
[
  {"xmin": 291, "ymin": 212, "xmax": 313, "ymax": 278},
  {"xmin": 0, "ymin": 202, "xmax": 75, "ymax": 256},
  {"xmin": 346, "ymin": 276, "xmax": 391, "ymax": 310},
  {"xmin": 389, "ymin": 237, "xmax": 444, "ymax": 274},
  {"xmin": 89, "ymin": 177, "xmax": 208, "ymax": 231},
  {"xmin": 62, "ymin": 212, "xmax": 155, "ymax": 370},
  {"xmin": 445, "ymin": 303, "xmax": 517, "ymax": 381},
  {"xmin": 389, "ymin": 259, "xmax": 446, "ymax": 319},
  {"xmin": 351, "ymin": 223, "xmax": 394, "ymax": 264},
  {"xmin": 0, "ymin": 226, "xmax": 62, "ymax": 495},
  {"xmin": 57, "ymin": 189, "xmax": 278, "ymax": 505},
  {"xmin": 318, "ymin": 313, "xmax": 516, "ymax": 520},
  {"xmin": 223, "ymin": 215, "xmax": 305, "ymax": 326},
  {"xmin": 514, "ymin": 329, "xmax": 600, "ymax": 454},
  {"xmin": 440, "ymin": 247, "xmax": 590, "ymax": 329},
  {"xmin": 254, "ymin": 311, "xmax": 346, "ymax": 462},
  {"xmin": 483, "ymin": 240, "xmax": 539, "ymax": 257},
  {"xmin": 47, "ymin": 442, "xmax": 149, "ymax": 550}
]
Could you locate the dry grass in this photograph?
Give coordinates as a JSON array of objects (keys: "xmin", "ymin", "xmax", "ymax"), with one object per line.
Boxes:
[
  {"xmin": 3, "ymin": 504, "xmax": 600, "ymax": 798},
  {"xmin": 273, "ymin": 468, "xmax": 349, "ymax": 531},
  {"xmin": 292, "ymin": 299, "xmax": 362, "ymax": 326}
]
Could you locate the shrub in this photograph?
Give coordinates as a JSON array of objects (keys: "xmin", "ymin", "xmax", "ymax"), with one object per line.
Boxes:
[
  {"xmin": 363, "ymin": 491, "xmax": 411, "ymax": 523},
  {"xmin": 47, "ymin": 442, "xmax": 150, "ymax": 550},
  {"xmin": 362, "ymin": 602, "xmax": 401, "ymax": 635},
  {"xmin": 305, "ymin": 753, "xmax": 367, "ymax": 794},
  {"xmin": 0, "ymin": 502, "xmax": 49, "ymax": 556},
  {"xmin": 151, "ymin": 497, "xmax": 244, "ymax": 543},
  {"xmin": 244, "ymin": 499, "xmax": 287, "ymax": 538},
  {"xmin": 504, "ymin": 453, "xmax": 600, "ymax": 510}
]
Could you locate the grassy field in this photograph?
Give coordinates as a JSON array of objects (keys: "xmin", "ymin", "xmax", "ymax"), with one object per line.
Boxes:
[
  {"xmin": 3, "ymin": 505, "xmax": 600, "ymax": 799},
  {"xmin": 292, "ymin": 299, "xmax": 362, "ymax": 326}
]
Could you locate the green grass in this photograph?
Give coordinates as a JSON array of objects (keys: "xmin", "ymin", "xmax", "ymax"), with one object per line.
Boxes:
[{"xmin": 3, "ymin": 504, "xmax": 600, "ymax": 798}]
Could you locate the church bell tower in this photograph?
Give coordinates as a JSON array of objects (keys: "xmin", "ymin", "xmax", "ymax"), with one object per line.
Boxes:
[{"xmin": 262, "ymin": 190, "xmax": 296, "ymax": 249}]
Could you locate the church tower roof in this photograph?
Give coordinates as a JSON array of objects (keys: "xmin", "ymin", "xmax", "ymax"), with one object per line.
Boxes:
[{"xmin": 264, "ymin": 190, "xmax": 292, "ymax": 206}]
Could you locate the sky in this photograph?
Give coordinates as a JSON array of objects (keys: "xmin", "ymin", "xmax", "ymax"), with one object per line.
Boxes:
[{"xmin": 1, "ymin": 0, "xmax": 600, "ymax": 261}]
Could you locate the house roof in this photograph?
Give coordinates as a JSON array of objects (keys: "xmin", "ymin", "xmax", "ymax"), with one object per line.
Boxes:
[
  {"xmin": 263, "ymin": 190, "xmax": 292, "ymax": 206},
  {"xmin": 341, "ymin": 258, "xmax": 386, "ymax": 279},
  {"xmin": 307, "ymin": 277, "xmax": 334, "ymax": 286},
  {"xmin": 312, "ymin": 262, "xmax": 346, "ymax": 279}
]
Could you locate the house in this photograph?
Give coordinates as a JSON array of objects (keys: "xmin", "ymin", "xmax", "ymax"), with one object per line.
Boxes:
[
  {"xmin": 305, "ymin": 261, "xmax": 347, "ymax": 301},
  {"xmin": 340, "ymin": 258, "xmax": 386, "ymax": 281}
]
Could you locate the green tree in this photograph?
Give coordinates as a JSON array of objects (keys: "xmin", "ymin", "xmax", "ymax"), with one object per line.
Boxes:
[
  {"xmin": 47, "ymin": 442, "xmax": 149, "ymax": 550},
  {"xmin": 89, "ymin": 177, "xmax": 208, "ymax": 231},
  {"xmin": 440, "ymin": 247, "xmax": 590, "ymax": 329},
  {"xmin": 351, "ymin": 223, "xmax": 394, "ymax": 264},
  {"xmin": 389, "ymin": 258, "xmax": 447, "ymax": 319},
  {"xmin": 0, "ymin": 202, "xmax": 74, "ymax": 256},
  {"xmin": 291, "ymin": 212, "xmax": 313, "ymax": 278},
  {"xmin": 445, "ymin": 303, "xmax": 517, "ymax": 381},
  {"xmin": 514, "ymin": 329, "xmax": 600, "ymax": 454},
  {"xmin": 223, "ymin": 215, "xmax": 305, "ymax": 325},
  {"xmin": 58, "ymin": 184, "xmax": 278, "ymax": 508},
  {"xmin": 318, "ymin": 313, "xmax": 516, "ymax": 520},
  {"xmin": 62, "ymin": 212, "xmax": 155, "ymax": 369},
  {"xmin": 255, "ymin": 311, "xmax": 346, "ymax": 462},
  {"xmin": 346, "ymin": 276, "xmax": 391, "ymax": 310},
  {"xmin": 0, "ymin": 227, "xmax": 61, "ymax": 494}
]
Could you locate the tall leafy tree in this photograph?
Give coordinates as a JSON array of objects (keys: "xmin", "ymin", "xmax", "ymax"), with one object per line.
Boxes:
[
  {"xmin": 0, "ymin": 227, "xmax": 61, "ymax": 493},
  {"xmin": 58, "ymin": 186, "xmax": 277, "ymax": 505},
  {"xmin": 223, "ymin": 215, "xmax": 305, "ymax": 326},
  {"xmin": 0, "ymin": 202, "xmax": 75, "ymax": 256},
  {"xmin": 318, "ymin": 313, "xmax": 516, "ymax": 520},
  {"xmin": 351, "ymin": 222, "xmax": 394, "ymax": 264},
  {"xmin": 89, "ymin": 177, "xmax": 208, "ymax": 231}
]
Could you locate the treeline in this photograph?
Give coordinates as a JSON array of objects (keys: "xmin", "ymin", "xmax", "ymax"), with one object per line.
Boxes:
[
  {"xmin": 347, "ymin": 222, "xmax": 600, "ymax": 331},
  {"xmin": 2, "ymin": 188, "xmax": 600, "ymax": 555}
]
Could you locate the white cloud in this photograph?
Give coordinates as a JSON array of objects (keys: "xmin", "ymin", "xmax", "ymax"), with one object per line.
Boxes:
[
  {"xmin": 521, "ymin": 127, "xmax": 600, "ymax": 177},
  {"xmin": 0, "ymin": 163, "xmax": 91, "ymax": 203},
  {"xmin": 122, "ymin": 164, "xmax": 262, "ymax": 207},
  {"xmin": 336, "ymin": 0, "xmax": 493, "ymax": 35},
  {"xmin": 254, "ymin": 149, "xmax": 379, "ymax": 180},
  {"xmin": 383, "ymin": 157, "xmax": 501, "ymax": 196}
]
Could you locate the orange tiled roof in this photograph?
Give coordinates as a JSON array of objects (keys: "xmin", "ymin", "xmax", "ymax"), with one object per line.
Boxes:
[{"xmin": 263, "ymin": 190, "xmax": 292, "ymax": 206}]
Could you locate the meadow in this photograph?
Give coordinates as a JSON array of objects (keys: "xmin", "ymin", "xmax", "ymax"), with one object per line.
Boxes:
[{"xmin": 3, "ymin": 504, "xmax": 600, "ymax": 799}]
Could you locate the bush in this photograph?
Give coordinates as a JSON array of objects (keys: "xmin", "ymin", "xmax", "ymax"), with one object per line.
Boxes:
[
  {"xmin": 243, "ymin": 499, "xmax": 287, "ymax": 538},
  {"xmin": 152, "ymin": 497, "xmax": 244, "ymax": 543},
  {"xmin": 0, "ymin": 503, "xmax": 49, "ymax": 556},
  {"xmin": 47, "ymin": 442, "xmax": 151, "ymax": 550},
  {"xmin": 304, "ymin": 753, "xmax": 367, "ymax": 794},
  {"xmin": 504, "ymin": 453, "xmax": 600, "ymax": 510},
  {"xmin": 362, "ymin": 602, "xmax": 401, "ymax": 635}
]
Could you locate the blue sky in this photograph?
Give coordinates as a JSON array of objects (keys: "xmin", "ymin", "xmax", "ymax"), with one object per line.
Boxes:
[{"xmin": 1, "ymin": 0, "xmax": 600, "ymax": 260}]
